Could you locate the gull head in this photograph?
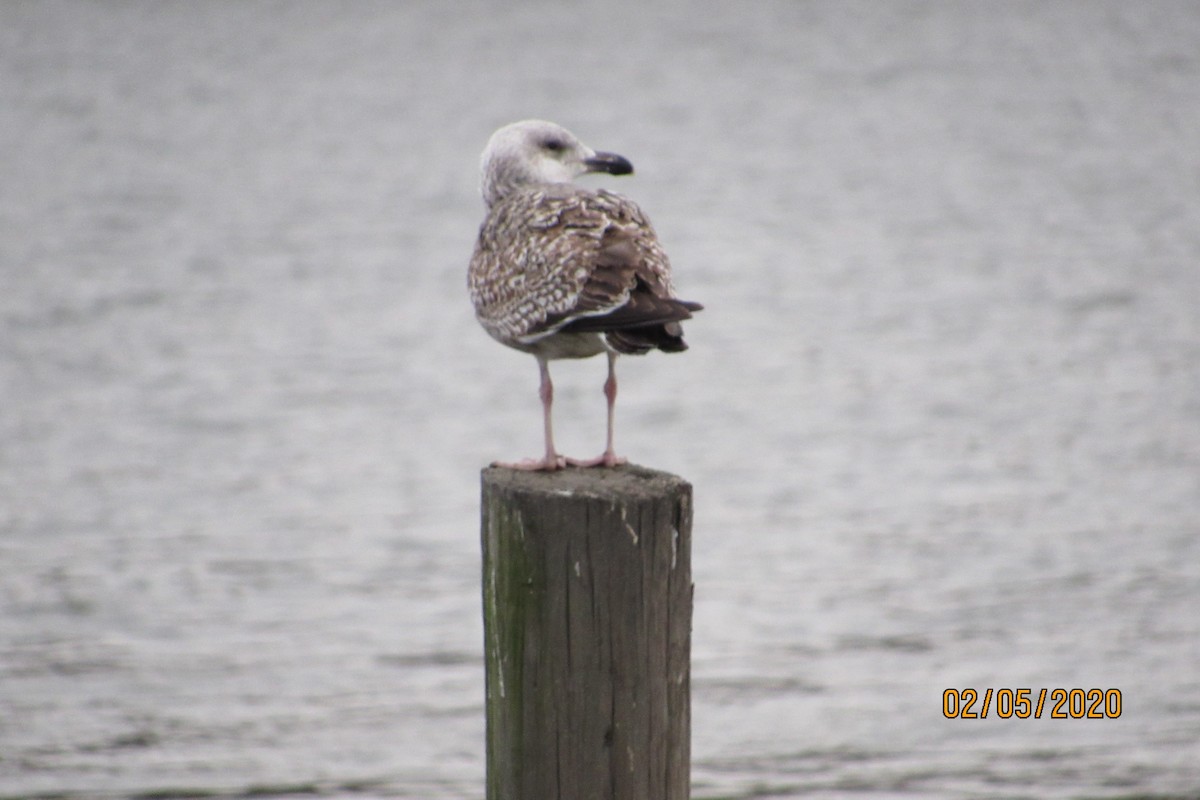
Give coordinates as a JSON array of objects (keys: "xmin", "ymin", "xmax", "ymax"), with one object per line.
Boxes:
[{"xmin": 480, "ymin": 119, "xmax": 633, "ymax": 207}]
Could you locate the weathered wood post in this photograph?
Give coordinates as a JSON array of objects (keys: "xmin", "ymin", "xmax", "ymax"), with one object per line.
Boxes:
[{"xmin": 481, "ymin": 464, "xmax": 693, "ymax": 800}]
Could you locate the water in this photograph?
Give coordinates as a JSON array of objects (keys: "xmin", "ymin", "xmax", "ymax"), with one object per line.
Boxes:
[{"xmin": 2, "ymin": 1, "xmax": 1199, "ymax": 797}]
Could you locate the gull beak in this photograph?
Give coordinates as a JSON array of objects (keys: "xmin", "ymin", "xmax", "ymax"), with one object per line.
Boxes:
[{"xmin": 584, "ymin": 151, "xmax": 634, "ymax": 176}]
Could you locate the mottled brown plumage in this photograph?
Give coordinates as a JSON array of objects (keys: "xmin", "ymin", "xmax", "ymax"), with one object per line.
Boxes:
[
  {"xmin": 470, "ymin": 185, "xmax": 700, "ymax": 355},
  {"xmin": 468, "ymin": 120, "xmax": 701, "ymax": 470}
]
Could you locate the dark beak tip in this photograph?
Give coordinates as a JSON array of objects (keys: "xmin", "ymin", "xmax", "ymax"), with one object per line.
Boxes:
[{"xmin": 587, "ymin": 152, "xmax": 635, "ymax": 176}]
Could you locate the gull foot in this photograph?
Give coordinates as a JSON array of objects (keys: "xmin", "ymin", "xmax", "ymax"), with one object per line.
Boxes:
[{"xmin": 564, "ymin": 451, "xmax": 628, "ymax": 468}]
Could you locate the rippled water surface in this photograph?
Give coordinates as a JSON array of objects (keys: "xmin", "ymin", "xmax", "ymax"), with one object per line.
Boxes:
[{"xmin": 3, "ymin": 2, "xmax": 1199, "ymax": 798}]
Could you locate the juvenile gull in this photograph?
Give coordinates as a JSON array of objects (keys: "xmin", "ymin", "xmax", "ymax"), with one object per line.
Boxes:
[{"xmin": 468, "ymin": 120, "xmax": 702, "ymax": 471}]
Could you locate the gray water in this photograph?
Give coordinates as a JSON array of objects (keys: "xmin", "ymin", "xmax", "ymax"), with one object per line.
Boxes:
[{"xmin": 3, "ymin": 2, "xmax": 1199, "ymax": 798}]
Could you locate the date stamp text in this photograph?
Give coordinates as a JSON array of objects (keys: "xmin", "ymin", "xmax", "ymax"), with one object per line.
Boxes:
[{"xmin": 942, "ymin": 688, "xmax": 1122, "ymax": 719}]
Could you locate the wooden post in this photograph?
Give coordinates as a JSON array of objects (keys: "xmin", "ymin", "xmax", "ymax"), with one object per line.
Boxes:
[{"xmin": 481, "ymin": 464, "xmax": 692, "ymax": 800}]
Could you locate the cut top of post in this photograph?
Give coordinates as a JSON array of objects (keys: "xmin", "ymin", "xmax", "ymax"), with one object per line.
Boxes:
[{"xmin": 481, "ymin": 463, "xmax": 691, "ymax": 502}]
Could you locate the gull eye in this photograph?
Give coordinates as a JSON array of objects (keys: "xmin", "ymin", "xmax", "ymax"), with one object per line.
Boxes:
[{"xmin": 542, "ymin": 138, "xmax": 566, "ymax": 153}]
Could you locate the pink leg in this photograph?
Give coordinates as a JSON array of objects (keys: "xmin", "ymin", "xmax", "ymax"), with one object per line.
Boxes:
[
  {"xmin": 567, "ymin": 352, "xmax": 627, "ymax": 468},
  {"xmin": 493, "ymin": 357, "xmax": 567, "ymax": 471}
]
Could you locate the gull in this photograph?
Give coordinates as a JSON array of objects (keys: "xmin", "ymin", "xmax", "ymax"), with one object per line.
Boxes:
[{"xmin": 468, "ymin": 120, "xmax": 702, "ymax": 471}]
